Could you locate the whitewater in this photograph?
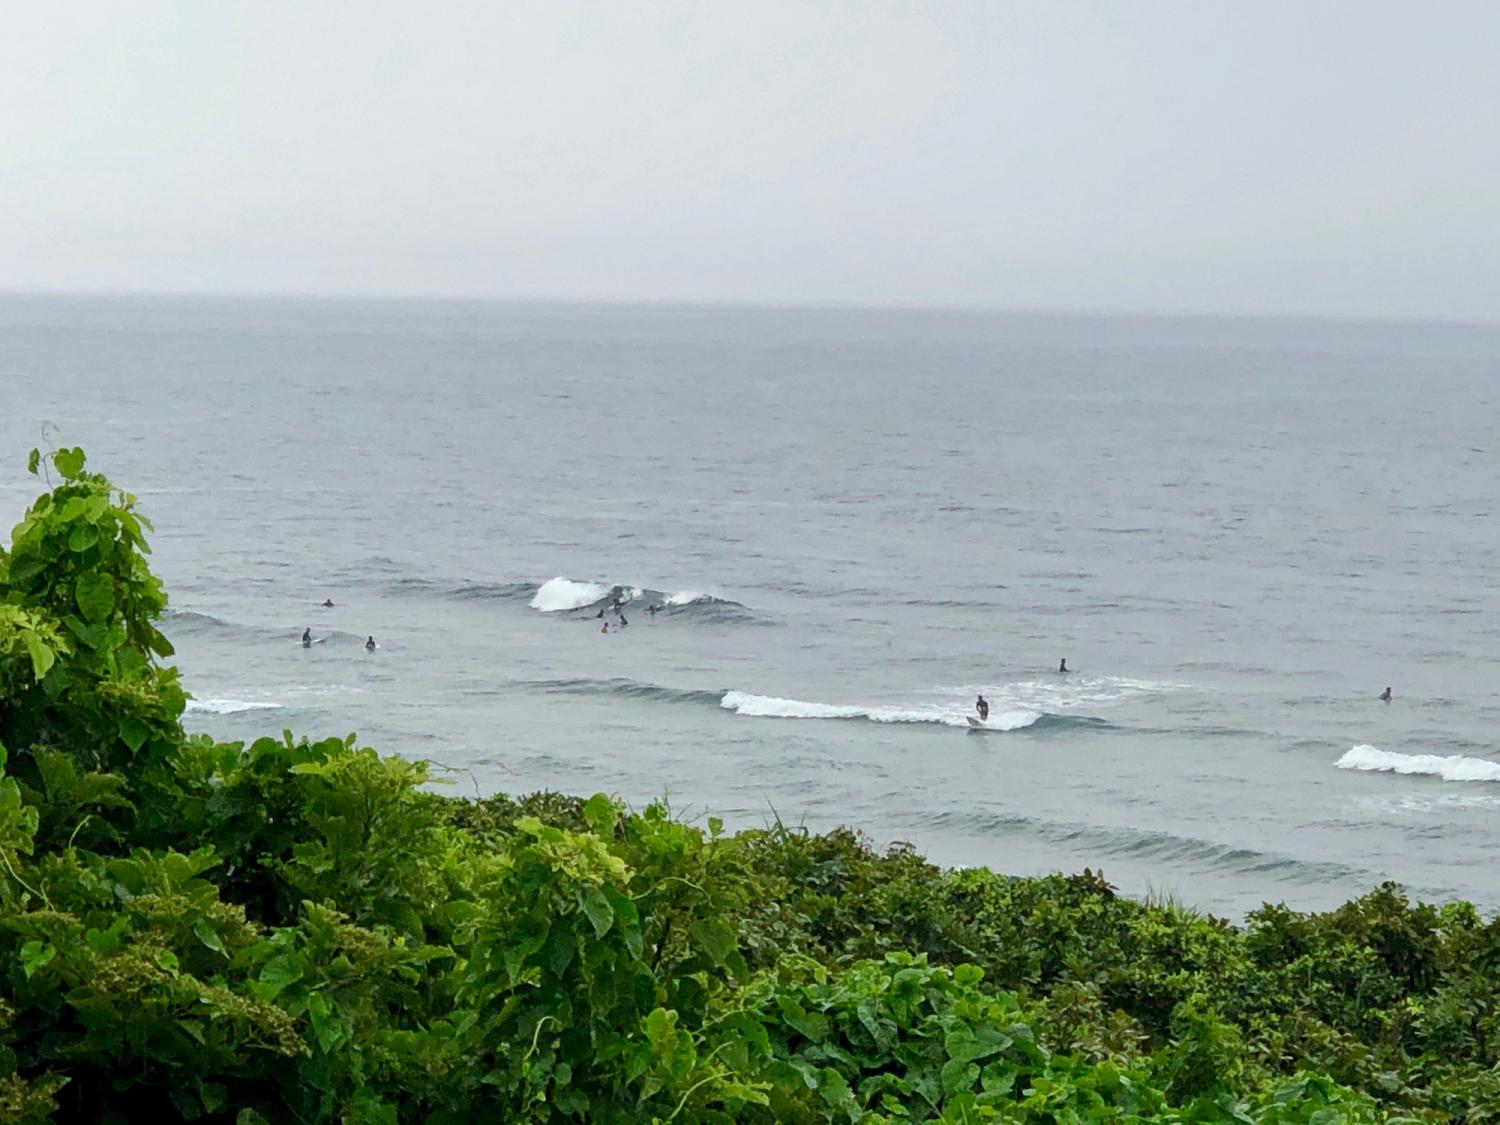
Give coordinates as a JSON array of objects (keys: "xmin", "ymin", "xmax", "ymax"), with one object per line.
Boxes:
[{"xmin": 5, "ymin": 295, "xmax": 1500, "ymax": 919}]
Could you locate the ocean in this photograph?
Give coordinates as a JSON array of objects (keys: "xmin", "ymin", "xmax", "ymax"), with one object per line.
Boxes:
[{"xmin": 3, "ymin": 293, "xmax": 1498, "ymax": 919}]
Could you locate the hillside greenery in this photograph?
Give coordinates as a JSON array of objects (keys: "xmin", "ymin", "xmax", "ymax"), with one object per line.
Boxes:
[{"xmin": 2, "ymin": 447, "xmax": 1498, "ymax": 1123}]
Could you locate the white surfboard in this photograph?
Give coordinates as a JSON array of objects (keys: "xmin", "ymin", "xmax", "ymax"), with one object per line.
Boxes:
[{"xmin": 966, "ymin": 716, "xmax": 985, "ymax": 729}]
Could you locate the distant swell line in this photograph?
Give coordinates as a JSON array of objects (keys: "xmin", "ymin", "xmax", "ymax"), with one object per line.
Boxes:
[
  {"xmin": 186, "ymin": 698, "xmax": 283, "ymax": 716},
  {"xmin": 917, "ymin": 810, "xmax": 1370, "ymax": 886},
  {"xmin": 521, "ymin": 678, "xmax": 727, "ymax": 708}
]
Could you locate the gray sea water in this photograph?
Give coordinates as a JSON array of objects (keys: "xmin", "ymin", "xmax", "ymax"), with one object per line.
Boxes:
[{"xmin": 3, "ymin": 293, "xmax": 1499, "ymax": 919}]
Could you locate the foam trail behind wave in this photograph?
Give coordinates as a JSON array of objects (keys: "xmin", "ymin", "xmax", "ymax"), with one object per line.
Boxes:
[{"xmin": 1337, "ymin": 744, "xmax": 1500, "ymax": 783}]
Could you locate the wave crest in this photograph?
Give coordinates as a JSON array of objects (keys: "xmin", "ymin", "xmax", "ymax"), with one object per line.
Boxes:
[{"xmin": 1337, "ymin": 744, "xmax": 1500, "ymax": 783}]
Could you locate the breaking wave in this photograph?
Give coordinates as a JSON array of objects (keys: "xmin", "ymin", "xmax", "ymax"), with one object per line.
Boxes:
[
  {"xmin": 718, "ymin": 691, "xmax": 1105, "ymax": 731},
  {"xmin": 531, "ymin": 577, "xmax": 625, "ymax": 612},
  {"xmin": 528, "ymin": 577, "xmax": 760, "ymax": 622},
  {"xmin": 1337, "ymin": 744, "xmax": 1500, "ymax": 784},
  {"xmin": 376, "ymin": 572, "xmax": 763, "ymax": 622}
]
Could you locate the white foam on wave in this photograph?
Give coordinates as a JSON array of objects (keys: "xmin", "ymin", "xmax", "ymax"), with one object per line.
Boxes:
[
  {"xmin": 719, "ymin": 691, "xmax": 1040, "ymax": 729},
  {"xmin": 530, "ymin": 577, "xmax": 611, "ymax": 612},
  {"xmin": 939, "ymin": 675, "xmax": 1185, "ymax": 714},
  {"xmin": 664, "ymin": 590, "xmax": 708, "ymax": 607},
  {"xmin": 1337, "ymin": 744, "xmax": 1500, "ymax": 783},
  {"xmin": 186, "ymin": 698, "xmax": 283, "ymax": 715}
]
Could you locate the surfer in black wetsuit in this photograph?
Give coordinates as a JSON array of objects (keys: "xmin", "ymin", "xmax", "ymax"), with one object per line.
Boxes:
[
  {"xmin": 1058, "ymin": 658, "xmax": 1069, "ymax": 674},
  {"xmin": 976, "ymin": 694, "xmax": 989, "ymax": 721},
  {"xmin": 365, "ymin": 636, "xmax": 376, "ymax": 652},
  {"xmin": 1380, "ymin": 686, "xmax": 1391, "ymax": 702},
  {"xmin": 648, "ymin": 604, "xmax": 658, "ymax": 617},
  {"xmin": 301, "ymin": 628, "xmax": 311, "ymax": 648},
  {"xmin": 321, "ymin": 599, "xmax": 334, "ymax": 607},
  {"xmin": 619, "ymin": 614, "xmax": 628, "ymax": 628},
  {"xmin": 596, "ymin": 609, "xmax": 605, "ymax": 619}
]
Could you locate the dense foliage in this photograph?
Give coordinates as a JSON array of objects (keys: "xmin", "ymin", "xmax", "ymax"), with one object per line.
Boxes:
[{"xmin": 1, "ymin": 448, "xmax": 1497, "ymax": 1122}]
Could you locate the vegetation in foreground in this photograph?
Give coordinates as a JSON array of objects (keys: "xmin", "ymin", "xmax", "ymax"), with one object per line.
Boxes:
[{"xmin": 2, "ymin": 447, "xmax": 1498, "ymax": 1123}]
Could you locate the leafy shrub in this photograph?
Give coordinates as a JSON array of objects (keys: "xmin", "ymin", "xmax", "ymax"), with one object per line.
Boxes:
[{"xmin": 1, "ymin": 447, "xmax": 1497, "ymax": 1122}]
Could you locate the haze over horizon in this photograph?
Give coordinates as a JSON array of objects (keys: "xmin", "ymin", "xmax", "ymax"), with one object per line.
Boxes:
[{"xmin": 4, "ymin": 1, "xmax": 1498, "ymax": 321}]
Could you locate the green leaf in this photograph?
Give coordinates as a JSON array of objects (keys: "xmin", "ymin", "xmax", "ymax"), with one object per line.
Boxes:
[
  {"xmin": 154, "ymin": 949, "xmax": 180, "ymax": 976},
  {"xmin": 688, "ymin": 917, "xmax": 737, "ymax": 967},
  {"xmin": 777, "ymin": 998, "xmax": 829, "ymax": 1043},
  {"xmin": 941, "ymin": 1057, "xmax": 979, "ymax": 1096},
  {"xmin": 194, "ymin": 917, "xmax": 227, "ymax": 956},
  {"xmin": 579, "ymin": 885, "xmax": 614, "ymax": 938},
  {"xmin": 54, "ymin": 447, "xmax": 85, "ymax": 480},
  {"xmin": 67, "ymin": 524, "xmax": 99, "ymax": 553},
  {"xmin": 20, "ymin": 940, "xmax": 56, "ymax": 979},
  {"xmin": 74, "ymin": 571, "xmax": 116, "ymax": 624},
  {"xmin": 119, "ymin": 716, "xmax": 149, "ymax": 753},
  {"xmin": 583, "ymin": 793, "xmax": 617, "ymax": 838},
  {"xmin": 603, "ymin": 885, "xmax": 642, "ymax": 958},
  {"xmin": 20, "ymin": 631, "xmax": 55, "ymax": 681},
  {"xmin": 259, "ymin": 955, "xmax": 304, "ymax": 996},
  {"xmin": 27, "ymin": 447, "xmax": 40, "ymax": 475}
]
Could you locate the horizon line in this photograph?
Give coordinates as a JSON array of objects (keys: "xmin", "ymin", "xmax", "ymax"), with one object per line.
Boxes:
[{"xmin": 1, "ymin": 282, "xmax": 1496, "ymax": 331}]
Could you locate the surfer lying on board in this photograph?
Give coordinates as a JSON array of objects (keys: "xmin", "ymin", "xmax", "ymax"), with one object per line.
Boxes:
[{"xmin": 976, "ymin": 694, "xmax": 989, "ymax": 721}]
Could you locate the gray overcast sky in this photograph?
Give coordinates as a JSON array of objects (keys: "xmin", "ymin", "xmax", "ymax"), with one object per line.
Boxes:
[{"xmin": 3, "ymin": 1, "xmax": 1498, "ymax": 319}]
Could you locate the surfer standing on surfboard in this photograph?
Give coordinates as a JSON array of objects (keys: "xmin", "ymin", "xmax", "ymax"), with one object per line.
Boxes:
[{"xmin": 976, "ymin": 694, "xmax": 989, "ymax": 721}]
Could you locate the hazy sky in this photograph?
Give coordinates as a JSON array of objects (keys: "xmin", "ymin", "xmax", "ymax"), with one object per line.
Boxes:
[{"xmin": 4, "ymin": 2, "xmax": 1498, "ymax": 318}]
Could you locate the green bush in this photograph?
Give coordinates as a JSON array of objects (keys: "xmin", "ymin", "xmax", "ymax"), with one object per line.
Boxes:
[{"xmin": 1, "ymin": 448, "xmax": 1496, "ymax": 1122}]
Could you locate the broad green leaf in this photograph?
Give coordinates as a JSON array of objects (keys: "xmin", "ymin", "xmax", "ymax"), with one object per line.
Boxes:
[
  {"xmin": 74, "ymin": 571, "xmax": 116, "ymax": 624},
  {"xmin": 688, "ymin": 917, "xmax": 737, "ymax": 967},
  {"xmin": 154, "ymin": 949, "xmax": 180, "ymax": 976},
  {"xmin": 777, "ymin": 998, "xmax": 829, "ymax": 1043},
  {"xmin": 27, "ymin": 447, "xmax": 39, "ymax": 474},
  {"xmin": 194, "ymin": 917, "xmax": 227, "ymax": 956},
  {"xmin": 579, "ymin": 885, "xmax": 614, "ymax": 938},
  {"xmin": 259, "ymin": 955, "xmax": 304, "ymax": 995},
  {"xmin": 583, "ymin": 792, "xmax": 617, "ymax": 838},
  {"xmin": 119, "ymin": 716, "xmax": 149, "ymax": 753},
  {"xmin": 54, "ymin": 447, "xmax": 85, "ymax": 480},
  {"xmin": 20, "ymin": 940, "xmax": 56, "ymax": 979},
  {"xmin": 20, "ymin": 630, "xmax": 55, "ymax": 680},
  {"xmin": 67, "ymin": 524, "xmax": 99, "ymax": 553}
]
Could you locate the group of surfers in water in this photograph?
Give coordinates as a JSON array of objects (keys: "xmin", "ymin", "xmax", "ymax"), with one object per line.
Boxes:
[
  {"xmin": 596, "ymin": 596, "xmax": 665, "ymax": 634},
  {"xmin": 301, "ymin": 600, "xmax": 377, "ymax": 651}
]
